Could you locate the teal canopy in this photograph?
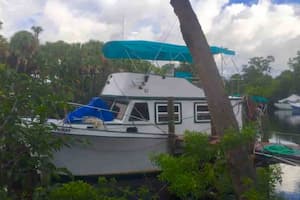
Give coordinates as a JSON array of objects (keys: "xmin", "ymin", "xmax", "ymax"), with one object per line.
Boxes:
[
  {"xmin": 251, "ymin": 96, "xmax": 268, "ymax": 103},
  {"xmin": 102, "ymin": 40, "xmax": 235, "ymax": 63}
]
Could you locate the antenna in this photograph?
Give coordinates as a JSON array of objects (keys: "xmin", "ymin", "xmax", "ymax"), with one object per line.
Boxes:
[
  {"xmin": 220, "ymin": 53, "xmax": 224, "ymax": 77},
  {"xmin": 122, "ymin": 14, "xmax": 125, "ymax": 39}
]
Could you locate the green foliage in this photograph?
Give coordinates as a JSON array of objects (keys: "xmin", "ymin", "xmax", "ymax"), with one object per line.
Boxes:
[
  {"xmin": 49, "ymin": 181, "xmax": 97, "ymax": 200},
  {"xmin": 176, "ymin": 63, "xmax": 198, "ymax": 77},
  {"xmin": 221, "ymin": 125, "xmax": 256, "ymax": 151},
  {"xmin": 9, "ymin": 31, "xmax": 35, "ymax": 58},
  {"xmin": 33, "ymin": 40, "xmax": 163, "ymax": 103},
  {"xmin": 155, "ymin": 131, "xmax": 233, "ymax": 199},
  {"xmin": 160, "ymin": 62, "xmax": 197, "ymax": 76},
  {"xmin": 227, "ymin": 53, "xmax": 300, "ymax": 100},
  {"xmin": 0, "ymin": 66, "xmax": 68, "ymax": 199},
  {"xmin": 0, "ymin": 29, "xmax": 168, "ymax": 199},
  {"xmin": 226, "ymin": 56, "xmax": 276, "ymax": 98},
  {"xmin": 269, "ymin": 51, "xmax": 300, "ymax": 100},
  {"xmin": 3, "ymin": 29, "xmax": 300, "ymax": 104},
  {"xmin": 241, "ymin": 56, "xmax": 275, "ymax": 98},
  {"xmin": 160, "ymin": 63, "xmax": 175, "ymax": 75},
  {"xmin": 288, "ymin": 50, "xmax": 300, "ymax": 73},
  {"xmin": 34, "ymin": 41, "xmax": 86, "ymax": 102},
  {"xmin": 246, "ymin": 56, "xmax": 274, "ymax": 74},
  {"xmin": 0, "ymin": 188, "xmax": 11, "ymax": 200},
  {"xmin": 33, "ymin": 178, "xmax": 158, "ymax": 200},
  {"xmin": 272, "ymin": 70, "xmax": 294, "ymax": 99},
  {"xmin": 243, "ymin": 165, "xmax": 283, "ymax": 200},
  {"xmin": 110, "ymin": 59, "xmax": 160, "ymax": 74},
  {"xmin": 31, "ymin": 26, "xmax": 43, "ymax": 41},
  {"xmin": 9, "ymin": 31, "xmax": 36, "ymax": 73},
  {"xmin": 288, "ymin": 50, "xmax": 300, "ymax": 94},
  {"xmin": 154, "ymin": 128, "xmax": 282, "ymax": 200},
  {"xmin": 0, "ymin": 34, "xmax": 8, "ymax": 62}
]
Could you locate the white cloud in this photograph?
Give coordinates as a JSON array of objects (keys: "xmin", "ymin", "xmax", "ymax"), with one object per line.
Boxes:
[
  {"xmin": 192, "ymin": 0, "xmax": 229, "ymax": 33},
  {"xmin": 200, "ymin": 0, "xmax": 300, "ymax": 74},
  {"xmin": 41, "ymin": 0, "xmax": 116, "ymax": 42},
  {"xmin": 0, "ymin": 0, "xmax": 300, "ymax": 75},
  {"xmin": 0, "ymin": 0, "xmax": 44, "ymax": 36}
]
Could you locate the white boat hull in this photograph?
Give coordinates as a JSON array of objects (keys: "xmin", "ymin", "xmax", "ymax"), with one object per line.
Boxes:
[
  {"xmin": 52, "ymin": 128, "xmax": 168, "ymax": 176},
  {"xmin": 274, "ymin": 103, "xmax": 292, "ymax": 110}
]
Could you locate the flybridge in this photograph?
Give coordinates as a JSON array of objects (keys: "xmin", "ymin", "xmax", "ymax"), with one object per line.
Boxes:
[{"xmin": 102, "ymin": 40, "xmax": 235, "ymax": 63}]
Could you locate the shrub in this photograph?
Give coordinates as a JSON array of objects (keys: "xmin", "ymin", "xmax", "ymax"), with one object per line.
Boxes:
[{"xmin": 154, "ymin": 128, "xmax": 282, "ymax": 200}]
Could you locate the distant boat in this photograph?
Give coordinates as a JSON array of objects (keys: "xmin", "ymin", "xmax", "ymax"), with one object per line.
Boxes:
[
  {"xmin": 274, "ymin": 94, "xmax": 300, "ymax": 110},
  {"xmin": 290, "ymin": 102, "xmax": 300, "ymax": 115}
]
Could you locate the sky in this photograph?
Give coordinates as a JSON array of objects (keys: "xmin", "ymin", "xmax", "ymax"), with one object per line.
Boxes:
[{"xmin": 1, "ymin": 0, "xmax": 300, "ymax": 77}]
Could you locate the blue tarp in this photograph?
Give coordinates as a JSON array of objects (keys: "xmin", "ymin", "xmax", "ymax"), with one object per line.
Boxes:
[
  {"xmin": 65, "ymin": 97, "xmax": 114, "ymax": 123},
  {"xmin": 102, "ymin": 40, "xmax": 235, "ymax": 63}
]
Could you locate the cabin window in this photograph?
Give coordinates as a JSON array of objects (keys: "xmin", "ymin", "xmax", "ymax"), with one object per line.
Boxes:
[
  {"xmin": 194, "ymin": 102, "xmax": 210, "ymax": 123},
  {"xmin": 111, "ymin": 101, "xmax": 128, "ymax": 120},
  {"xmin": 129, "ymin": 103, "xmax": 149, "ymax": 121},
  {"xmin": 155, "ymin": 103, "xmax": 181, "ymax": 124}
]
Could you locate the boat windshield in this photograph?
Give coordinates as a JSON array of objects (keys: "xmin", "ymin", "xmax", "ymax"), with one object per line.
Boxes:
[{"xmin": 110, "ymin": 100, "xmax": 128, "ymax": 120}]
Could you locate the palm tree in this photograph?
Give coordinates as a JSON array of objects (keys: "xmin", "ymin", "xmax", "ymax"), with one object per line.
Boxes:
[
  {"xmin": 9, "ymin": 31, "xmax": 35, "ymax": 72},
  {"xmin": 31, "ymin": 26, "xmax": 43, "ymax": 41},
  {"xmin": 0, "ymin": 36, "xmax": 8, "ymax": 63}
]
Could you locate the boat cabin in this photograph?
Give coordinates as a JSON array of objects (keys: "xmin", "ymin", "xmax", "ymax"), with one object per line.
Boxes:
[{"xmin": 65, "ymin": 72, "xmax": 243, "ymax": 135}]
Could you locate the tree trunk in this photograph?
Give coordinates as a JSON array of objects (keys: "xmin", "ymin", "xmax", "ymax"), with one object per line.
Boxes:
[{"xmin": 170, "ymin": 1, "xmax": 256, "ymax": 199}]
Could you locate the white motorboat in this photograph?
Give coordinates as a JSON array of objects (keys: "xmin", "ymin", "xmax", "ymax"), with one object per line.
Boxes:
[
  {"xmin": 274, "ymin": 94, "xmax": 300, "ymax": 110},
  {"xmin": 50, "ymin": 41, "xmax": 242, "ymax": 176}
]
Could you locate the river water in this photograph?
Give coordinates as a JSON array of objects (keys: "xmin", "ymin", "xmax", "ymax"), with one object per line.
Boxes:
[{"xmin": 269, "ymin": 110, "xmax": 300, "ymax": 200}]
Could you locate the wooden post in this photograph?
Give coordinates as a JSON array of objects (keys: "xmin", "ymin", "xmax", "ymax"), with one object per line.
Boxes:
[
  {"xmin": 211, "ymin": 120, "xmax": 217, "ymax": 136},
  {"xmin": 168, "ymin": 97, "xmax": 175, "ymax": 154}
]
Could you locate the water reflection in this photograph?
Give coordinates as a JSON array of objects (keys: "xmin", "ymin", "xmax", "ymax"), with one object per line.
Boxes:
[
  {"xmin": 277, "ymin": 164, "xmax": 300, "ymax": 200},
  {"xmin": 274, "ymin": 110, "xmax": 300, "ymax": 126},
  {"xmin": 278, "ymin": 164, "xmax": 300, "ymax": 192},
  {"xmin": 269, "ymin": 110, "xmax": 300, "ymax": 198}
]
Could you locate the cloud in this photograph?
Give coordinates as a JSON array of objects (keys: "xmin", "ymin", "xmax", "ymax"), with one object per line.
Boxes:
[
  {"xmin": 204, "ymin": 0, "xmax": 300, "ymax": 74},
  {"xmin": 0, "ymin": 0, "xmax": 300, "ymax": 76},
  {"xmin": 0, "ymin": 0, "xmax": 45, "ymax": 36},
  {"xmin": 41, "ymin": 0, "xmax": 117, "ymax": 42}
]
